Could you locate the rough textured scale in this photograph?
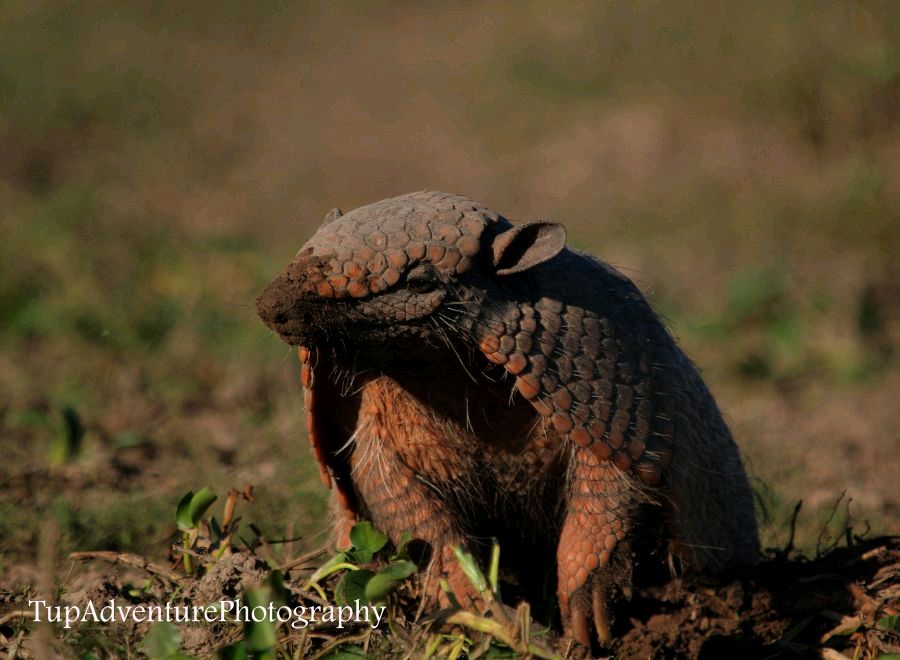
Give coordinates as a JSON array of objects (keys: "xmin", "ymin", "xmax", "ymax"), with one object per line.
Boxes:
[{"xmin": 256, "ymin": 191, "xmax": 760, "ymax": 649}]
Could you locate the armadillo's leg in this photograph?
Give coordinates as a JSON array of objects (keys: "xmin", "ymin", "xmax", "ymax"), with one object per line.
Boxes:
[
  {"xmin": 558, "ymin": 447, "xmax": 634, "ymax": 647},
  {"xmin": 299, "ymin": 347, "xmax": 359, "ymax": 548},
  {"xmin": 352, "ymin": 440, "xmax": 478, "ymax": 609}
]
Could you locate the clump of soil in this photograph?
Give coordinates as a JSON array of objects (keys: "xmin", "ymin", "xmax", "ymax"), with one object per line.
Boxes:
[{"xmin": 611, "ymin": 537, "xmax": 899, "ymax": 659}]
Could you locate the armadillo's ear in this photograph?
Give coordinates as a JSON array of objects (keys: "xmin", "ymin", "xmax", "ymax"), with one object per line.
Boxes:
[
  {"xmin": 491, "ymin": 221, "xmax": 567, "ymax": 275},
  {"xmin": 322, "ymin": 207, "xmax": 343, "ymax": 225}
]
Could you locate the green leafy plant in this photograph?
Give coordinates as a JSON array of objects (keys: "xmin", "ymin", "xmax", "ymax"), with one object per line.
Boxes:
[
  {"xmin": 305, "ymin": 521, "xmax": 417, "ymax": 606},
  {"xmin": 174, "ymin": 486, "xmax": 253, "ymax": 576},
  {"xmin": 877, "ymin": 614, "xmax": 900, "ymax": 633},
  {"xmin": 142, "ymin": 621, "xmax": 189, "ymax": 660},
  {"xmin": 48, "ymin": 405, "xmax": 84, "ymax": 466},
  {"xmin": 175, "ymin": 487, "xmax": 217, "ymax": 575},
  {"xmin": 241, "ymin": 586, "xmax": 279, "ymax": 659}
]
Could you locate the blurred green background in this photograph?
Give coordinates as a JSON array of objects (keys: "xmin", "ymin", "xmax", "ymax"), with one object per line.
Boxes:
[{"xmin": 1, "ymin": 0, "xmax": 898, "ymax": 586}]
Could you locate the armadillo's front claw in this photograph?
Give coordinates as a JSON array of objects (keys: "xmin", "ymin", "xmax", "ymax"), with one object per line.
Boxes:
[
  {"xmin": 592, "ymin": 577, "xmax": 613, "ymax": 645},
  {"xmin": 566, "ymin": 572, "xmax": 614, "ymax": 649},
  {"xmin": 569, "ymin": 597, "xmax": 594, "ymax": 648},
  {"xmin": 558, "ymin": 452, "xmax": 633, "ymax": 650}
]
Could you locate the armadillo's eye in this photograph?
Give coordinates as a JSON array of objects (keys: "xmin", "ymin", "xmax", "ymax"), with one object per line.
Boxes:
[{"xmin": 406, "ymin": 265, "xmax": 438, "ymax": 294}]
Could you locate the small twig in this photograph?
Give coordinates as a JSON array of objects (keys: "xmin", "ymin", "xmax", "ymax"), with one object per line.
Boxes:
[
  {"xmin": 222, "ymin": 488, "xmax": 240, "ymax": 529},
  {"xmin": 250, "ymin": 525, "xmax": 280, "ymax": 568},
  {"xmin": 68, "ymin": 551, "xmax": 181, "ymax": 584},
  {"xmin": 817, "ymin": 490, "xmax": 849, "ymax": 557},
  {"xmin": 861, "ymin": 545, "xmax": 887, "ymax": 561},
  {"xmin": 782, "ymin": 500, "xmax": 803, "ymax": 557},
  {"xmin": 279, "ymin": 544, "xmax": 329, "ymax": 572},
  {"xmin": 415, "ymin": 560, "xmax": 437, "ymax": 624},
  {"xmin": 172, "ymin": 545, "xmax": 217, "ymax": 563},
  {"xmin": 0, "ymin": 610, "xmax": 36, "ymax": 627},
  {"xmin": 4, "ymin": 627, "xmax": 25, "ymax": 659},
  {"xmin": 362, "ymin": 625, "xmax": 373, "ymax": 655},
  {"xmin": 308, "ymin": 631, "xmax": 371, "ymax": 659},
  {"xmin": 403, "ymin": 627, "xmax": 427, "ymax": 660},
  {"xmin": 442, "ymin": 610, "xmax": 562, "ymax": 660}
]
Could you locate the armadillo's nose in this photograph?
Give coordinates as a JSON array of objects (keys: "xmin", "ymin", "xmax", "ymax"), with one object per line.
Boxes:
[
  {"xmin": 257, "ymin": 252, "xmax": 335, "ymax": 344},
  {"xmin": 256, "ymin": 275, "xmax": 296, "ymax": 336}
]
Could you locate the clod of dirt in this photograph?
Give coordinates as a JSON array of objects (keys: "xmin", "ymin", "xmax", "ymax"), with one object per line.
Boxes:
[
  {"xmin": 610, "ymin": 538, "xmax": 900, "ymax": 660},
  {"xmin": 191, "ymin": 552, "xmax": 270, "ymax": 605}
]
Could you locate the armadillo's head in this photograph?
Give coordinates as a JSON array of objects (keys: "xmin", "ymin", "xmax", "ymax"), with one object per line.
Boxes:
[{"xmin": 256, "ymin": 191, "xmax": 565, "ymax": 367}]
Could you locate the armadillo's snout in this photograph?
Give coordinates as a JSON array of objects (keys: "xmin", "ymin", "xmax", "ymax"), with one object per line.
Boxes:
[
  {"xmin": 256, "ymin": 276, "xmax": 326, "ymax": 346},
  {"xmin": 256, "ymin": 252, "xmax": 338, "ymax": 345},
  {"xmin": 256, "ymin": 276, "xmax": 295, "ymax": 338}
]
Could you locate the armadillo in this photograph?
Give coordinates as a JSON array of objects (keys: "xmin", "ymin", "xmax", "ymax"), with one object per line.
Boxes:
[{"xmin": 256, "ymin": 191, "xmax": 760, "ymax": 647}]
